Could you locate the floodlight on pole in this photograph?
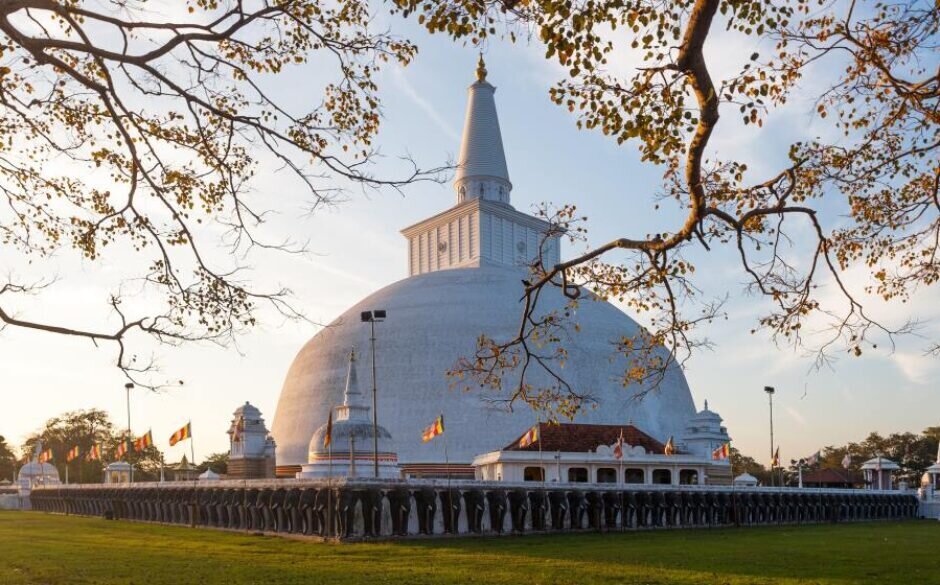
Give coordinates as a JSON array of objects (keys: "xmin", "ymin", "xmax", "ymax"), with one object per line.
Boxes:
[
  {"xmin": 361, "ymin": 309, "xmax": 387, "ymax": 478},
  {"xmin": 125, "ymin": 382, "xmax": 134, "ymax": 482},
  {"xmin": 764, "ymin": 385, "xmax": 775, "ymax": 487}
]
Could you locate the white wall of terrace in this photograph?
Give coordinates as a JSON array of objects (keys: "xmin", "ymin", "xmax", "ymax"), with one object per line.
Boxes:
[{"xmin": 471, "ymin": 450, "xmax": 724, "ymax": 487}]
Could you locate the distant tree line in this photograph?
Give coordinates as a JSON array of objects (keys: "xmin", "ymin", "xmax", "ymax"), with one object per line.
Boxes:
[
  {"xmin": 10, "ymin": 409, "xmax": 228, "ymax": 483},
  {"xmin": 734, "ymin": 427, "xmax": 940, "ymax": 487},
  {"xmin": 0, "ymin": 436, "xmax": 16, "ymax": 482}
]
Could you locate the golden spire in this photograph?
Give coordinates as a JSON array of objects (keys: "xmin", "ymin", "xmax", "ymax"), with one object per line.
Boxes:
[{"xmin": 475, "ymin": 54, "xmax": 487, "ymax": 82}]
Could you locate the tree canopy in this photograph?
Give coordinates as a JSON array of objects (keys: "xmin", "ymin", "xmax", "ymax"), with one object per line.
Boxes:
[
  {"xmin": 0, "ymin": 435, "xmax": 16, "ymax": 482},
  {"xmin": 392, "ymin": 0, "xmax": 939, "ymax": 415},
  {"xmin": 0, "ymin": 0, "xmax": 439, "ymax": 388},
  {"xmin": 22, "ymin": 408, "xmax": 166, "ymax": 482},
  {"xmin": 793, "ymin": 427, "xmax": 940, "ymax": 485}
]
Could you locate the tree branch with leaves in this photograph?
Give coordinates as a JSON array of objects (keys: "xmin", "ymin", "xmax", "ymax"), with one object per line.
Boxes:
[
  {"xmin": 395, "ymin": 0, "xmax": 938, "ymax": 417},
  {"xmin": 0, "ymin": 0, "xmax": 442, "ymax": 388}
]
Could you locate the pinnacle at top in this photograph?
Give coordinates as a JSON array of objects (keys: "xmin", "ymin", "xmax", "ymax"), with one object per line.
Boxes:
[
  {"xmin": 475, "ymin": 54, "xmax": 487, "ymax": 82},
  {"xmin": 453, "ymin": 57, "xmax": 512, "ymax": 206}
]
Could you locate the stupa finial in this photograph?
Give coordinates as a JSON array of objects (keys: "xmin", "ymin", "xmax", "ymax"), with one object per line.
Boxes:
[
  {"xmin": 343, "ymin": 347, "xmax": 361, "ymax": 404},
  {"xmin": 476, "ymin": 53, "xmax": 487, "ymax": 82}
]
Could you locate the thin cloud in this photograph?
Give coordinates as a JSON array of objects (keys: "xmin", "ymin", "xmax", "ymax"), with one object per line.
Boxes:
[
  {"xmin": 785, "ymin": 406, "xmax": 808, "ymax": 427},
  {"xmin": 392, "ymin": 68, "xmax": 460, "ymax": 142},
  {"xmin": 892, "ymin": 351, "xmax": 936, "ymax": 386}
]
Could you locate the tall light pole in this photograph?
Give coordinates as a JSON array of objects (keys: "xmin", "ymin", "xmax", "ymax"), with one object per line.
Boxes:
[
  {"xmin": 125, "ymin": 382, "xmax": 134, "ymax": 482},
  {"xmin": 764, "ymin": 385, "xmax": 775, "ymax": 487},
  {"xmin": 361, "ymin": 309, "xmax": 386, "ymax": 478}
]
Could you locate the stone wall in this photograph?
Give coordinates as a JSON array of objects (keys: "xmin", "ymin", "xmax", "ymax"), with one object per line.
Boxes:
[
  {"xmin": 227, "ymin": 457, "xmax": 275, "ymax": 480},
  {"xmin": 0, "ymin": 494, "xmax": 25, "ymax": 510},
  {"xmin": 29, "ymin": 479, "xmax": 919, "ymax": 541}
]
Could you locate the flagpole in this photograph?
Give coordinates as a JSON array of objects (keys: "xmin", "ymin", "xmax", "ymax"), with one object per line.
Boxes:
[
  {"xmin": 328, "ymin": 444, "xmax": 333, "ymax": 538},
  {"xmin": 618, "ymin": 429, "xmax": 624, "ymax": 531},
  {"xmin": 538, "ymin": 419, "xmax": 544, "ymax": 486},
  {"xmin": 327, "ymin": 405, "xmax": 333, "ymax": 539},
  {"xmin": 730, "ymin": 441, "xmax": 738, "ymax": 527},
  {"xmin": 187, "ymin": 421, "xmax": 194, "ymax": 472},
  {"xmin": 443, "ymin": 413, "xmax": 454, "ymax": 531},
  {"xmin": 442, "ymin": 413, "xmax": 450, "ymax": 483}
]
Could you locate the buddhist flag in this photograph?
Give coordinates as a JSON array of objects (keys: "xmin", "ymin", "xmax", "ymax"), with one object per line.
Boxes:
[
  {"xmin": 169, "ymin": 422, "xmax": 192, "ymax": 447},
  {"xmin": 323, "ymin": 410, "xmax": 333, "ymax": 449},
  {"xmin": 86, "ymin": 444, "xmax": 102, "ymax": 461},
  {"xmin": 664, "ymin": 436, "xmax": 676, "ymax": 455},
  {"xmin": 38, "ymin": 449, "xmax": 53, "ymax": 463},
  {"xmin": 518, "ymin": 424, "xmax": 540, "ymax": 448},
  {"xmin": 66, "ymin": 446, "xmax": 81, "ymax": 463},
  {"xmin": 772, "ymin": 446, "xmax": 780, "ymax": 467},
  {"xmin": 422, "ymin": 415, "xmax": 445, "ymax": 443},
  {"xmin": 712, "ymin": 443, "xmax": 730, "ymax": 460},
  {"xmin": 134, "ymin": 430, "xmax": 153, "ymax": 452},
  {"xmin": 613, "ymin": 429, "xmax": 624, "ymax": 460},
  {"xmin": 115, "ymin": 438, "xmax": 129, "ymax": 459}
]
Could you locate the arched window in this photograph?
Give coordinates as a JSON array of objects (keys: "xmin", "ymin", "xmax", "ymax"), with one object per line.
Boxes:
[
  {"xmin": 524, "ymin": 466, "xmax": 544, "ymax": 482},
  {"xmin": 567, "ymin": 467, "xmax": 588, "ymax": 483},
  {"xmin": 652, "ymin": 469, "xmax": 672, "ymax": 484},
  {"xmin": 624, "ymin": 468, "xmax": 645, "ymax": 484},
  {"xmin": 679, "ymin": 469, "xmax": 699, "ymax": 485},
  {"xmin": 596, "ymin": 468, "xmax": 617, "ymax": 483}
]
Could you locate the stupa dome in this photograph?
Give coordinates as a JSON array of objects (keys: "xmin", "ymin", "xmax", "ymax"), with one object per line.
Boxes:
[
  {"xmin": 16, "ymin": 461, "xmax": 60, "ymax": 486},
  {"xmin": 273, "ymin": 264, "xmax": 696, "ymax": 471}
]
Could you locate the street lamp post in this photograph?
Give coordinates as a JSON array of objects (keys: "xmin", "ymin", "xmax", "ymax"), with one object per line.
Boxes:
[
  {"xmin": 361, "ymin": 309, "xmax": 387, "ymax": 478},
  {"xmin": 125, "ymin": 382, "xmax": 134, "ymax": 482},
  {"xmin": 764, "ymin": 386, "xmax": 775, "ymax": 487}
]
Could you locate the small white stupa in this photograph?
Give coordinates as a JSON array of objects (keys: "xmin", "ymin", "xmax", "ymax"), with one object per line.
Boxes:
[
  {"xmin": 103, "ymin": 461, "xmax": 133, "ymax": 484},
  {"xmin": 16, "ymin": 440, "xmax": 60, "ymax": 492},
  {"xmin": 861, "ymin": 456, "xmax": 899, "ymax": 490},
  {"xmin": 297, "ymin": 349, "xmax": 400, "ymax": 479},
  {"xmin": 198, "ymin": 468, "xmax": 221, "ymax": 481},
  {"xmin": 733, "ymin": 472, "xmax": 759, "ymax": 487}
]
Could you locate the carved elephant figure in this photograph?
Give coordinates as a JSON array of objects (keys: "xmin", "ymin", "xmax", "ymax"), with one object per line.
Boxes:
[
  {"xmin": 508, "ymin": 489, "xmax": 530, "ymax": 533},
  {"xmin": 386, "ymin": 487, "xmax": 412, "ymax": 536},
  {"xmin": 528, "ymin": 490, "xmax": 548, "ymax": 531},
  {"xmin": 440, "ymin": 489, "xmax": 462, "ymax": 535},
  {"xmin": 357, "ymin": 488, "xmax": 384, "ymax": 537},
  {"xmin": 548, "ymin": 490, "xmax": 569, "ymax": 530},
  {"xmin": 486, "ymin": 490, "xmax": 508, "ymax": 534},
  {"xmin": 298, "ymin": 488, "xmax": 318, "ymax": 535},
  {"xmin": 413, "ymin": 488, "xmax": 438, "ymax": 535},
  {"xmin": 567, "ymin": 490, "xmax": 588, "ymax": 530},
  {"xmin": 463, "ymin": 489, "xmax": 486, "ymax": 534}
]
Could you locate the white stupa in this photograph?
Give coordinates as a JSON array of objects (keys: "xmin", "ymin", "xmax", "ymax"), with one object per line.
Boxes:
[
  {"xmin": 272, "ymin": 58, "xmax": 699, "ymax": 477},
  {"xmin": 16, "ymin": 440, "xmax": 60, "ymax": 490},
  {"xmin": 297, "ymin": 349, "xmax": 400, "ymax": 479}
]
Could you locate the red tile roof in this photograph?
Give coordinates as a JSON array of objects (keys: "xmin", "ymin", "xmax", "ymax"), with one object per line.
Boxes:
[
  {"xmin": 504, "ymin": 423, "xmax": 666, "ymax": 454},
  {"xmin": 801, "ymin": 468, "xmax": 864, "ymax": 485}
]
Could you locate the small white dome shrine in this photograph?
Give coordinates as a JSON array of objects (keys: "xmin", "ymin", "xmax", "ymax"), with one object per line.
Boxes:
[{"xmin": 297, "ymin": 349, "xmax": 399, "ymax": 479}]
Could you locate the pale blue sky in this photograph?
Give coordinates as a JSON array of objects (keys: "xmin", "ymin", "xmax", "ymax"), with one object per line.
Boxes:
[{"xmin": 1, "ymin": 14, "xmax": 937, "ymax": 466}]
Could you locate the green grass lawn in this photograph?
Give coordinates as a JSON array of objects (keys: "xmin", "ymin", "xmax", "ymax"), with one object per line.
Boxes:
[{"xmin": 2, "ymin": 511, "xmax": 939, "ymax": 585}]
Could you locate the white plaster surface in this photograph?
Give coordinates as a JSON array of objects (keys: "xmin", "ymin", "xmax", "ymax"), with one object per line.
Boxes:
[{"xmin": 272, "ymin": 265, "xmax": 697, "ymax": 467}]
